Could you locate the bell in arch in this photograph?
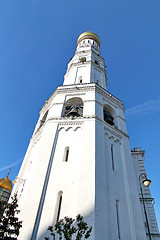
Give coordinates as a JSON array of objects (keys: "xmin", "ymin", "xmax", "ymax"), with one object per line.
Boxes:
[
  {"xmin": 66, "ymin": 106, "xmax": 80, "ymax": 117},
  {"xmin": 104, "ymin": 111, "xmax": 114, "ymax": 125}
]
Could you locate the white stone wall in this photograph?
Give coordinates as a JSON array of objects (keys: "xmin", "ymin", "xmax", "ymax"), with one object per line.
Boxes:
[
  {"xmin": 63, "ymin": 38, "xmax": 107, "ymax": 88},
  {"xmin": 11, "ymin": 33, "xmax": 158, "ymax": 240},
  {"xmin": 13, "ymin": 83, "xmax": 148, "ymax": 240}
]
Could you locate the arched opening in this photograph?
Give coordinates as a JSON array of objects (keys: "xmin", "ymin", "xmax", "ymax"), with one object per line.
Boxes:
[
  {"xmin": 95, "ymin": 59, "xmax": 99, "ymax": 65},
  {"xmin": 54, "ymin": 191, "xmax": 63, "ymax": 224},
  {"xmin": 64, "ymin": 97, "xmax": 83, "ymax": 118},
  {"xmin": 79, "ymin": 76, "xmax": 82, "ymax": 83},
  {"xmin": 39, "ymin": 110, "xmax": 48, "ymax": 128},
  {"xmin": 103, "ymin": 105, "xmax": 114, "ymax": 126},
  {"xmin": 80, "ymin": 57, "xmax": 86, "ymax": 63},
  {"xmin": 64, "ymin": 147, "xmax": 69, "ymax": 162}
]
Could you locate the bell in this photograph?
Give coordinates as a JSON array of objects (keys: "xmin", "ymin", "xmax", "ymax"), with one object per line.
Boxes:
[
  {"xmin": 104, "ymin": 111, "xmax": 114, "ymax": 125},
  {"xmin": 66, "ymin": 106, "xmax": 80, "ymax": 117}
]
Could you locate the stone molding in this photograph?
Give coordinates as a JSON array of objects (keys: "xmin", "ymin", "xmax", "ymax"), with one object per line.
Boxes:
[
  {"xmin": 84, "ymin": 99, "xmax": 103, "ymax": 106},
  {"xmin": 31, "ymin": 127, "xmax": 42, "ymax": 144},
  {"xmin": 59, "ymin": 121, "xmax": 84, "ymax": 126},
  {"xmin": 102, "ymin": 94, "xmax": 123, "ymax": 110},
  {"xmin": 50, "ymin": 102, "xmax": 64, "ymax": 105},
  {"xmin": 64, "ymin": 92, "xmax": 85, "ymax": 99},
  {"xmin": 95, "ymin": 115, "xmax": 129, "ymax": 138},
  {"xmin": 39, "ymin": 83, "xmax": 124, "ymax": 116},
  {"xmin": 48, "ymin": 115, "xmax": 96, "ymax": 122},
  {"xmin": 139, "ymin": 197, "xmax": 154, "ymax": 202},
  {"xmin": 104, "ymin": 127, "xmax": 122, "ymax": 141},
  {"xmin": 33, "ymin": 115, "xmax": 128, "ymax": 142},
  {"xmin": 57, "ymin": 84, "xmax": 95, "ymax": 94},
  {"xmin": 114, "ymin": 115, "xmax": 126, "ymax": 122},
  {"xmin": 66, "ymin": 55, "xmax": 106, "ymax": 75},
  {"xmin": 58, "ymin": 125, "xmax": 82, "ymax": 132}
]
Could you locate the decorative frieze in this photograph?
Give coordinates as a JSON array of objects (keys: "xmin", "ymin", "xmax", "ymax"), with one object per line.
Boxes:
[{"xmin": 104, "ymin": 128, "xmax": 121, "ymax": 143}]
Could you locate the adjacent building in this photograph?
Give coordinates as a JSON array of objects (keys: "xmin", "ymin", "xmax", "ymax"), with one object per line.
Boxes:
[{"xmin": 0, "ymin": 170, "xmax": 12, "ymax": 218}]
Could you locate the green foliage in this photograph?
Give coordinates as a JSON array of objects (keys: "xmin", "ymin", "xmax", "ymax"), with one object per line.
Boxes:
[
  {"xmin": 45, "ymin": 214, "xmax": 92, "ymax": 240},
  {"xmin": 0, "ymin": 193, "xmax": 22, "ymax": 240}
]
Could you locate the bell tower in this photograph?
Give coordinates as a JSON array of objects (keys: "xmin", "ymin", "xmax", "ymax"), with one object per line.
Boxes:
[
  {"xmin": 12, "ymin": 31, "xmax": 160, "ymax": 240},
  {"xmin": 63, "ymin": 31, "xmax": 107, "ymax": 89}
]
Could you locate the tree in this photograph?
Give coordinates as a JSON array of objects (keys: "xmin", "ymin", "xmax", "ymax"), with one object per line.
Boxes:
[
  {"xmin": 0, "ymin": 193, "xmax": 22, "ymax": 240},
  {"xmin": 45, "ymin": 214, "xmax": 92, "ymax": 240}
]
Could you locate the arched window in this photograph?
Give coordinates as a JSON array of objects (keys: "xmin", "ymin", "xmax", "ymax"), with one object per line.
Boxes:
[
  {"xmin": 95, "ymin": 59, "xmax": 99, "ymax": 65},
  {"xmin": 64, "ymin": 97, "xmax": 83, "ymax": 118},
  {"xmin": 39, "ymin": 110, "xmax": 48, "ymax": 128},
  {"xmin": 80, "ymin": 57, "xmax": 86, "ymax": 63},
  {"xmin": 64, "ymin": 147, "xmax": 69, "ymax": 162},
  {"xmin": 103, "ymin": 105, "xmax": 114, "ymax": 126},
  {"xmin": 116, "ymin": 200, "xmax": 121, "ymax": 239},
  {"xmin": 54, "ymin": 191, "xmax": 63, "ymax": 224},
  {"xmin": 79, "ymin": 76, "xmax": 82, "ymax": 83}
]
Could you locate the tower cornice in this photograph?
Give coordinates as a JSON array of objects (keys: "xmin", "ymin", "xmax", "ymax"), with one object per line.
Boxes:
[{"xmin": 39, "ymin": 83, "xmax": 124, "ymax": 115}]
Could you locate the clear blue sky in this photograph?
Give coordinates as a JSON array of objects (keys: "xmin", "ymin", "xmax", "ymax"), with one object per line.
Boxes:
[{"xmin": 0, "ymin": 0, "xmax": 160, "ymax": 227}]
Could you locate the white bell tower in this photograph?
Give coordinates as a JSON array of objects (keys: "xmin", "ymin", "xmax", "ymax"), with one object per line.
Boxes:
[{"xmin": 12, "ymin": 31, "xmax": 160, "ymax": 240}]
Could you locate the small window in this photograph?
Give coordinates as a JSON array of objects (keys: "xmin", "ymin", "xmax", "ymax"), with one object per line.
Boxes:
[
  {"xmin": 79, "ymin": 76, "xmax": 82, "ymax": 83},
  {"xmin": 95, "ymin": 60, "xmax": 99, "ymax": 65},
  {"xmin": 83, "ymin": 40, "xmax": 85, "ymax": 44},
  {"xmin": 111, "ymin": 144, "xmax": 115, "ymax": 170},
  {"xmin": 80, "ymin": 57, "xmax": 86, "ymax": 63},
  {"xmin": 55, "ymin": 192, "xmax": 63, "ymax": 224},
  {"xmin": 116, "ymin": 200, "xmax": 121, "ymax": 239},
  {"xmin": 88, "ymin": 40, "xmax": 90, "ymax": 43},
  {"xmin": 56, "ymin": 196, "xmax": 62, "ymax": 223},
  {"xmin": 93, "ymin": 41, "xmax": 94, "ymax": 45},
  {"xmin": 64, "ymin": 147, "xmax": 69, "ymax": 162}
]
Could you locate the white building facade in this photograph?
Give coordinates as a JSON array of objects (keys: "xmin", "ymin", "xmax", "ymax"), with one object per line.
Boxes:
[{"xmin": 12, "ymin": 31, "xmax": 160, "ymax": 240}]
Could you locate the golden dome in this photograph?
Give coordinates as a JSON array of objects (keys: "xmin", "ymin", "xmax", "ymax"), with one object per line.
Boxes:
[
  {"xmin": 0, "ymin": 175, "xmax": 12, "ymax": 192},
  {"xmin": 77, "ymin": 31, "xmax": 100, "ymax": 48}
]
